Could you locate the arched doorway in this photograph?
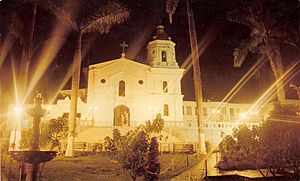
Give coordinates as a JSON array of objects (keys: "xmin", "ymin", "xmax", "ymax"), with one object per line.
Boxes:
[{"xmin": 114, "ymin": 105, "xmax": 130, "ymax": 126}]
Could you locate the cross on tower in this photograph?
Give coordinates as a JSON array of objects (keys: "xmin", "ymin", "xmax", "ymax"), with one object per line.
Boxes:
[{"xmin": 119, "ymin": 41, "xmax": 128, "ymax": 58}]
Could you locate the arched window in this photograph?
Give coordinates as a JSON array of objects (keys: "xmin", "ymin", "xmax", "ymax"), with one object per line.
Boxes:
[
  {"xmin": 164, "ymin": 104, "xmax": 169, "ymax": 116},
  {"xmin": 119, "ymin": 80, "xmax": 125, "ymax": 97},
  {"xmin": 163, "ymin": 81, "xmax": 168, "ymax": 93},
  {"xmin": 162, "ymin": 51, "xmax": 167, "ymax": 62}
]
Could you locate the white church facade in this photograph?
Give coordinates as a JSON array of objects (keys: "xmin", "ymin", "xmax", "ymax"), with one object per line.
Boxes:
[
  {"xmin": 8, "ymin": 25, "xmax": 285, "ymax": 150},
  {"xmin": 86, "ymin": 34, "xmax": 184, "ymax": 127}
]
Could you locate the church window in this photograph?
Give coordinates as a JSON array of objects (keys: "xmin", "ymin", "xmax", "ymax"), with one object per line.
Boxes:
[
  {"xmin": 203, "ymin": 107, "xmax": 208, "ymax": 116},
  {"xmin": 186, "ymin": 106, "xmax": 192, "ymax": 115},
  {"xmin": 229, "ymin": 108, "xmax": 235, "ymax": 117},
  {"xmin": 138, "ymin": 80, "xmax": 144, "ymax": 84},
  {"xmin": 222, "ymin": 107, "xmax": 226, "ymax": 115},
  {"xmin": 163, "ymin": 81, "xmax": 168, "ymax": 93},
  {"xmin": 182, "ymin": 106, "xmax": 185, "ymax": 115},
  {"xmin": 101, "ymin": 79, "xmax": 106, "ymax": 83},
  {"xmin": 236, "ymin": 108, "xmax": 240, "ymax": 115},
  {"xmin": 119, "ymin": 80, "xmax": 125, "ymax": 97},
  {"xmin": 163, "ymin": 104, "xmax": 169, "ymax": 116},
  {"xmin": 162, "ymin": 50, "xmax": 167, "ymax": 62}
]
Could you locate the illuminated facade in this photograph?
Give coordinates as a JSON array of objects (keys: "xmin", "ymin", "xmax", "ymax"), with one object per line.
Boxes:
[
  {"xmin": 182, "ymin": 101, "xmax": 267, "ymax": 146},
  {"xmin": 8, "ymin": 25, "xmax": 278, "ymax": 147},
  {"xmin": 44, "ymin": 25, "xmax": 187, "ymax": 143},
  {"xmin": 85, "ymin": 25, "xmax": 184, "ymax": 127}
]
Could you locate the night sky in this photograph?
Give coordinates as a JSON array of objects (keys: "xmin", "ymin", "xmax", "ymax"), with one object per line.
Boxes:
[{"xmin": 0, "ymin": 0, "xmax": 299, "ymax": 107}]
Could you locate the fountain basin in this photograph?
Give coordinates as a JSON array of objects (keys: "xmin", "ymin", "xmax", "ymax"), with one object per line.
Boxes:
[{"xmin": 9, "ymin": 150, "xmax": 57, "ymax": 164}]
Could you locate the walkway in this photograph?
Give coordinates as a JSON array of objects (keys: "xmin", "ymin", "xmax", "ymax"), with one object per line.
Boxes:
[
  {"xmin": 171, "ymin": 153, "xmax": 218, "ymax": 181},
  {"xmin": 171, "ymin": 153, "xmax": 269, "ymax": 181}
]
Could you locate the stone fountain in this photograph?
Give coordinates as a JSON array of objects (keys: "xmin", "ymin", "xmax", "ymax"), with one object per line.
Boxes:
[{"xmin": 9, "ymin": 93, "xmax": 57, "ymax": 181}]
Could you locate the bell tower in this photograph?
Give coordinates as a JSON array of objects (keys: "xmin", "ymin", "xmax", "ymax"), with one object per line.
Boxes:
[{"xmin": 147, "ymin": 25, "xmax": 179, "ymax": 68}]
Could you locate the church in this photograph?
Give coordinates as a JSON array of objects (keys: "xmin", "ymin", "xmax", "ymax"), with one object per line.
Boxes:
[
  {"xmin": 9, "ymin": 25, "xmax": 275, "ymax": 150},
  {"xmin": 86, "ymin": 25, "xmax": 184, "ymax": 127},
  {"xmin": 47, "ymin": 25, "xmax": 266, "ymax": 146}
]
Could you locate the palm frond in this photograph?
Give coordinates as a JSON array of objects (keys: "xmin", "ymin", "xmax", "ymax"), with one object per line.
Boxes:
[
  {"xmin": 165, "ymin": 0, "xmax": 179, "ymax": 24},
  {"xmin": 82, "ymin": 1, "xmax": 129, "ymax": 34},
  {"xmin": 233, "ymin": 36, "xmax": 262, "ymax": 67},
  {"xmin": 39, "ymin": 0, "xmax": 77, "ymax": 30},
  {"xmin": 227, "ymin": 6, "xmax": 265, "ymax": 33},
  {"xmin": 269, "ymin": 26, "xmax": 299, "ymax": 48}
]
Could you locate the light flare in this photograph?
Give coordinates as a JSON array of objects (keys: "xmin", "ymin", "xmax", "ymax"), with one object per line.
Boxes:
[
  {"xmin": 48, "ymin": 65, "xmax": 73, "ymax": 104},
  {"xmin": 181, "ymin": 25, "xmax": 219, "ymax": 75},
  {"xmin": 0, "ymin": 35, "xmax": 14, "ymax": 67},
  {"xmin": 198, "ymin": 60, "xmax": 300, "ymax": 170},
  {"xmin": 11, "ymin": 55, "xmax": 19, "ymax": 105},
  {"xmin": 247, "ymin": 60, "xmax": 300, "ymax": 116},
  {"xmin": 23, "ymin": 22, "xmax": 68, "ymax": 104},
  {"xmin": 126, "ymin": 22, "xmax": 157, "ymax": 61}
]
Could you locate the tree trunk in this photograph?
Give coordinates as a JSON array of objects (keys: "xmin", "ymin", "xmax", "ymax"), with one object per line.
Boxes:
[
  {"xmin": 18, "ymin": 2, "xmax": 37, "ymax": 102},
  {"xmin": 266, "ymin": 52, "xmax": 286, "ymax": 103},
  {"xmin": 186, "ymin": 0, "xmax": 206, "ymax": 155},
  {"xmin": 65, "ymin": 31, "xmax": 83, "ymax": 157}
]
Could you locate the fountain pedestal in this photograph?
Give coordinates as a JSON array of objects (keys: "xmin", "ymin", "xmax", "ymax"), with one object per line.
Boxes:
[{"xmin": 9, "ymin": 151, "xmax": 57, "ymax": 180}]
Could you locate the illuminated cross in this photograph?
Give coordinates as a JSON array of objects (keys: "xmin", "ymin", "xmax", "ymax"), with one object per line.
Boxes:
[{"xmin": 119, "ymin": 41, "xmax": 128, "ymax": 58}]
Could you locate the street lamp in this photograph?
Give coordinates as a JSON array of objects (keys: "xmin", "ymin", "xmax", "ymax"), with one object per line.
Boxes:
[
  {"xmin": 239, "ymin": 112, "xmax": 248, "ymax": 119},
  {"xmin": 9, "ymin": 106, "xmax": 23, "ymax": 151},
  {"xmin": 88, "ymin": 106, "xmax": 98, "ymax": 121},
  {"xmin": 289, "ymin": 83, "xmax": 300, "ymax": 100}
]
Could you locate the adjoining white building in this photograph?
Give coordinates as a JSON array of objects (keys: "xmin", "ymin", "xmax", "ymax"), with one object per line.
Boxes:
[{"xmin": 9, "ymin": 25, "xmax": 294, "ymax": 150}]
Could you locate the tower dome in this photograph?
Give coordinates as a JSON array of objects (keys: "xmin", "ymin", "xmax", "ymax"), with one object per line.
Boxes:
[{"xmin": 147, "ymin": 25, "xmax": 179, "ymax": 68}]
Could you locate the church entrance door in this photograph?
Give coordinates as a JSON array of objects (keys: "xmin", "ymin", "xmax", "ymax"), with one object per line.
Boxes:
[{"xmin": 114, "ymin": 105, "xmax": 130, "ymax": 126}]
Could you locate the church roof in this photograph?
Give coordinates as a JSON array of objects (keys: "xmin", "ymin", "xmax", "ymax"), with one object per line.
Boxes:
[
  {"xmin": 152, "ymin": 25, "xmax": 171, "ymax": 40},
  {"xmin": 89, "ymin": 57, "xmax": 150, "ymax": 70}
]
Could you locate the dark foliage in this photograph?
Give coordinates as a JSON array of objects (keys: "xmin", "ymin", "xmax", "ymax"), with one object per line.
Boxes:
[
  {"xmin": 145, "ymin": 137, "xmax": 160, "ymax": 181},
  {"xmin": 218, "ymin": 103, "xmax": 300, "ymax": 177},
  {"xmin": 21, "ymin": 115, "xmax": 68, "ymax": 150},
  {"xmin": 105, "ymin": 114, "xmax": 164, "ymax": 181}
]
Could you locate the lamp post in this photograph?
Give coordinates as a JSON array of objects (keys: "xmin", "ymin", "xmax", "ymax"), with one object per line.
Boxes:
[
  {"xmin": 11, "ymin": 106, "xmax": 23, "ymax": 151},
  {"xmin": 289, "ymin": 83, "xmax": 300, "ymax": 100},
  {"xmin": 9, "ymin": 93, "xmax": 57, "ymax": 181}
]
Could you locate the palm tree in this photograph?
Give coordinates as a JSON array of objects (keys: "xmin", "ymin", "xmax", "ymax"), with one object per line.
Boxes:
[
  {"xmin": 166, "ymin": 0, "xmax": 206, "ymax": 154},
  {"xmin": 43, "ymin": 0, "xmax": 129, "ymax": 157},
  {"xmin": 6, "ymin": 1, "xmax": 38, "ymax": 102},
  {"xmin": 226, "ymin": 0, "xmax": 298, "ymax": 103}
]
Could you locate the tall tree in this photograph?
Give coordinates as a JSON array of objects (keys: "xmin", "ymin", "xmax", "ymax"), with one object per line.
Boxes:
[
  {"xmin": 43, "ymin": 0, "xmax": 129, "ymax": 157},
  {"xmin": 6, "ymin": 1, "xmax": 38, "ymax": 102},
  {"xmin": 166, "ymin": 0, "xmax": 206, "ymax": 154},
  {"xmin": 226, "ymin": 0, "xmax": 299, "ymax": 103},
  {"xmin": 18, "ymin": 2, "xmax": 37, "ymax": 100}
]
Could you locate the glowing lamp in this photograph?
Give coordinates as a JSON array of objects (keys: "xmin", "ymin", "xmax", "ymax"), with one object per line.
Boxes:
[
  {"xmin": 239, "ymin": 112, "xmax": 248, "ymax": 119},
  {"xmin": 212, "ymin": 109, "xmax": 220, "ymax": 114},
  {"xmin": 14, "ymin": 107, "xmax": 23, "ymax": 115}
]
